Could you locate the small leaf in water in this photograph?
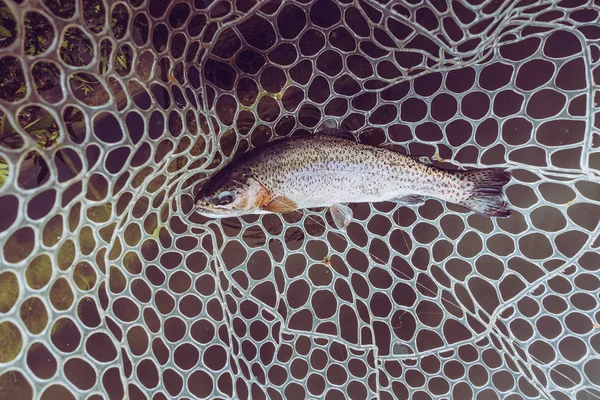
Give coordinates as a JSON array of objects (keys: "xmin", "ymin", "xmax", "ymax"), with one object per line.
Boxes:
[
  {"xmin": 69, "ymin": 72, "xmax": 110, "ymax": 106},
  {"xmin": 17, "ymin": 106, "xmax": 60, "ymax": 148},
  {"xmin": 0, "ymin": 113, "xmax": 25, "ymax": 149},
  {"xmin": 0, "ymin": 6, "xmax": 16, "ymax": 21},
  {"xmin": 0, "ymin": 4, "xmax": 17, "ymax": 48},
  {"xmin": 98, "ymin": 39, "xmax": 112, "ymax": 75},
  {"xmin": 0, "ymin": 25, "xmax": 12, "ymax": 38},
  {"xmin": 0, "ymin": 158, "xmax": 8, "ymax": 188}
]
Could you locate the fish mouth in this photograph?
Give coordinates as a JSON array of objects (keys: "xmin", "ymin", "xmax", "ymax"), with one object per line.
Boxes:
[{"xmin": 194, "ymin": 205, "xmax": 238, "ymax": 218}]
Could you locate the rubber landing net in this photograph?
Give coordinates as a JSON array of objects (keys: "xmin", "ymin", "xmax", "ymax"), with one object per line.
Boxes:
[{"xmin": 0, "ymin": 0, "xmax": 599, "ymax": 399}]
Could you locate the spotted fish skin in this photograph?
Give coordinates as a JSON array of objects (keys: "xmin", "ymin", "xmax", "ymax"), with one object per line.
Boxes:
[{"xmin": 195, "ymin": 134, "xmax": 511, "ymax": 218}]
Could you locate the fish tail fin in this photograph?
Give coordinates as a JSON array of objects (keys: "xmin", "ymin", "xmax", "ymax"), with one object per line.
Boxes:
[{"xmin": 455, "ymin": 168, "xmax": 512, "ymax": 218}]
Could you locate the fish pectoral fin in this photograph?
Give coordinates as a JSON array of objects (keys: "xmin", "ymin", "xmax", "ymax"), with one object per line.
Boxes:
[
  {"xmin": 261, "ymin": 196, "xmax": 298, "ymax": 213},
  {"xmin": 392, "ymin": 195, "xmax": 425, "ymax": 206},
  {"xmin": 330, "ymin": 203, "xmax": 353, "ymax": 230}
]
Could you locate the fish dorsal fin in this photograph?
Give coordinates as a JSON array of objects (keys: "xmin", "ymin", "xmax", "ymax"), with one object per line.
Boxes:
[
  {"xmin": 330, "ymin": 203, "xmax": 353, "ymax": 230},
  {"xmin": 262, "ymin": 196, "xmax": 298, "ymax": 213},
  {"xmin": 316, "ymin": 129, "xmax": 357, "ymax": 142},
  {"xmin": 408, "ymin": 155, "xmax": 435, "ymax": 165}
]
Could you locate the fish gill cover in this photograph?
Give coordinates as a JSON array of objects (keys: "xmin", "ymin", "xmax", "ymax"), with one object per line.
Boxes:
[{"xmin": 0, "ymin": 0, "xmax": 599, "ymax": 399}]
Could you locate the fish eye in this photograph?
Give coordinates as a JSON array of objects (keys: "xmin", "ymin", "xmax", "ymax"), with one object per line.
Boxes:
[{"xmin": 216, "ymin": 191, "xmax": 234, "ymax": 206}]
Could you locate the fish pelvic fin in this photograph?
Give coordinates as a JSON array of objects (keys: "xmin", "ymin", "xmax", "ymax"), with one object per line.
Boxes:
[
  {"xmin": 330, "ymin": 203, "xmax": 353, "ymax": 230},
  {"xmin": 262, "ymin": 196, "xmax": 298, "ymax": 213},
  {"xmin": 456, "ymin": 168, "xmax": 512, "ymax": 218},
  {"xmin": 391, "ymin": 194, "xmax": 425, "ymax": 206}
]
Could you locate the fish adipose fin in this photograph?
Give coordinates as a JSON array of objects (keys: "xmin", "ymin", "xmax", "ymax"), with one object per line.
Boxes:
[
  {"xmin": 262, "ymin": 196, "xmax": 298, "ymax": 213},
  {"xmin": 392, "ymin": 195, "xmax": 425, "ymax": 206},
  {"xmin": 456, "ymin": 168, "xmax": 512, "ymax": 218},
  {"xmin": 330, "ymin": 203, "xmax": 353, "ymax": 230}
]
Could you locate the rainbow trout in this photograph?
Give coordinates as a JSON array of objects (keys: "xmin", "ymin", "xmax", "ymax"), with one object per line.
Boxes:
[{"xmin": 194, "ymin": 132, "xmax": 511, "ymax": 228}]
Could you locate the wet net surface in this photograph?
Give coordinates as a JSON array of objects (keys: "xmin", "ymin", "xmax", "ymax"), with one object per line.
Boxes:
[{"xmin": 0, "ymin": 0, "xmax": 600, "ymax": 399}]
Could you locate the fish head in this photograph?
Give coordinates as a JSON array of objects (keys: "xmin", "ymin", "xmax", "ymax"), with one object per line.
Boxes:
[{"xmin": 194, "ymin": 172, "xmax": 267, "ymax": 218}]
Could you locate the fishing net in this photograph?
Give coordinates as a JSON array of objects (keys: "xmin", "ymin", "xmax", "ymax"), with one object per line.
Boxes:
[{"xmin": 0, "ymin": 0, "xmax": 599, "ymax": 399}]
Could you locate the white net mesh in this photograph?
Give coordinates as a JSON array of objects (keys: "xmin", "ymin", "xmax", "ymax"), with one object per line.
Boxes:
[{"xmin": 1, "ymin": 0, "xmax": 600, "ymax": 399}]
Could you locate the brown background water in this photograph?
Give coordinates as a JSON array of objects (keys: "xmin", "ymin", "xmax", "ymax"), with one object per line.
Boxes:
[{"xmin": 0, "ymin": 0, "xmax": 599, "ymax": 399}]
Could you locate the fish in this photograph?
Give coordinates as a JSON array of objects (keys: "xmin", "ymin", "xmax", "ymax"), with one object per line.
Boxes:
[{"xmin": 193, "ymin": 132, "xmax": 512, "ymax": 229}]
